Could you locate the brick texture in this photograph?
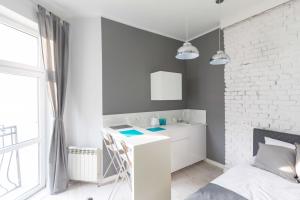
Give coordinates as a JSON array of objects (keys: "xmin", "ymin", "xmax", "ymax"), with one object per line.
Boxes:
[{"xmin": 224, "ymin": 0, "xmax": 300, "ymax": 167}]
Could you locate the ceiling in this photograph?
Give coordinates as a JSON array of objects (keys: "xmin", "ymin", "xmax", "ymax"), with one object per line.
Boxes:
[{"xmin": 41, "ymin": 0, "xmax": 289, "ymax": 41}]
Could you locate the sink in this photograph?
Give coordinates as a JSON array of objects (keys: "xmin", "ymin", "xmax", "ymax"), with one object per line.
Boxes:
[{"xmin": 110, "ymin": 124, "xmax": 132, "ymax": 130}]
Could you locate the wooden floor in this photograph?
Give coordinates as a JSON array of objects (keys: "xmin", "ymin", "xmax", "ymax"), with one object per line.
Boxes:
[{"xmin": 31, "ymin": 161, "xmax": 223, "ymax": 200}]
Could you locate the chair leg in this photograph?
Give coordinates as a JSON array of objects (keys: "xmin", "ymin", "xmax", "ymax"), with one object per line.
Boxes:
[
  {"xmin": 111, "ymin": 171, "xmax": 130, "ymax": 200},
  {"xmin": 111, "ymin": 176, "xmax": 124, "ymax": 200},
  {"xmin": 108, "ymin": 158, "xmax": 128, "ymax": 200},
  {"xmin": 108, "ymin": 170, "xmax": 123, "ymax": 200},
  {"xmin": 121, "ymin": 159, "xmax": 131, "ymax": 191}
]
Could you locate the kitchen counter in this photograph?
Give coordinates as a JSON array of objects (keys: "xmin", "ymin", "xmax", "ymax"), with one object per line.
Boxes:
[{"xmin": 103, "ymin": 122, "xmax": 206, "ymax": 200}]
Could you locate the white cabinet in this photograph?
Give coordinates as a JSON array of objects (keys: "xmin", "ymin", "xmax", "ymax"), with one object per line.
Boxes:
[
  {"xmin": 151, "ymin": 71, "xmax": 182, "ymax": 100},
  {"xmin": 171, "ymin": 138, "xmax": 190, "ymax": 172},
  {"xmin": 188, "ymin": 124, "xmax": 206, "ymax": 164},
  {"xmin": 163, "ymin": 123, "xmax": 206, "ymax": 172}
]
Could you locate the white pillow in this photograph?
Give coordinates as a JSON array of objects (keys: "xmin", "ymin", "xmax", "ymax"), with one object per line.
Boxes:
[{"xmin": 265, "ymin": 137, "xmax": 295, "ymax": 150}]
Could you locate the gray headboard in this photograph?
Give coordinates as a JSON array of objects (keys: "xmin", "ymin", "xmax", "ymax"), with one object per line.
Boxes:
[{"xmin": 253, "ymin": 128, "xmax": 300, "ymax": 156}]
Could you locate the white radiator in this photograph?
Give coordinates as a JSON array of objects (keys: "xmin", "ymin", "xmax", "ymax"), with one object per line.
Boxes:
[{"xmin": 68, "ymin": 146, "xmax": 101, "ymax": 183}]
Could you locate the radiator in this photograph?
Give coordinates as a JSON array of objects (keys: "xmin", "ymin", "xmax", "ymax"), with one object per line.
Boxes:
[{"xmin": 68, "ymin": 146, "xmax": 101, "ymax": 183}]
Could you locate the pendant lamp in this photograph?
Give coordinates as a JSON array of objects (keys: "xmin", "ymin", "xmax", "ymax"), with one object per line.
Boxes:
[
  {"xmin": 176, "ymin": 18, "xmax": 199, "ymax": 60},
  {"xmin": 210, "ymin": 0, "xmax": 230, "ymax": 65},
  {"xmin": 176, "ymin": 42, "xmax": 199, "ymax": 60}
]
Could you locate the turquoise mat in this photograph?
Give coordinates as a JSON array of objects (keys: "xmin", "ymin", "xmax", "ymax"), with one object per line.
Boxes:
[
  {"xmin": 119, "ymin": 129, "xmax": 144, "ymax": 137},
  {"xmin": 147, "ymin": 127, "xmax": 166, "ymax": 132}
]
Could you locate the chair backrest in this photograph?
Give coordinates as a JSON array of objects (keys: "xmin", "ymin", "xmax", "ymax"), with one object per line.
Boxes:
[
  {"xmin": 119, "ymin": 141, "xmax": 131, "ymax": 166},
  {"xmin": 102, "ymin": 129, "xmax": 131, "ymax": 166},
  {"xmin": 103, "ymin": 133, "xmax": 112, "ymax": 145},
  {"xmin": 102, "ymin": 130, "xmax": 117, "ymax": 152}
]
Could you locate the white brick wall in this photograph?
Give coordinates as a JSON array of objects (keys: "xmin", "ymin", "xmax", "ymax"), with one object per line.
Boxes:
[{"xmin": 224, "ymin": 0, "xmax": 300, "ymax": 167}]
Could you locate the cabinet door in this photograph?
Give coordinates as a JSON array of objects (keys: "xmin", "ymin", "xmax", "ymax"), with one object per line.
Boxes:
[
  {"xmin": 188, "ymin": 125, "xmax": 206, "ymax": 163},
  {"xmin": 171, "ymin": 138, "xmax": 190, "ymax": 172}
]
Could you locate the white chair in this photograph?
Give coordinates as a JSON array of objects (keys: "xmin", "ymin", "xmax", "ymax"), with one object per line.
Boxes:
[
  {"xmin": 102, "ymin": 131, "xmax": 132, "ymax": 200},
  {"xmin": 102, "ymin": 131, "xmax": 120, "ymax": 179},
  {"xmin": 113, "ymin": 140, "xmax": 132, "ymax": 190}
]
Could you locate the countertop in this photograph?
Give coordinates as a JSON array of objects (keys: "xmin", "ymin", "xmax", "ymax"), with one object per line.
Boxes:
[{"xmin": 104, "ymin": 122, "xmax": 206, "ymax": 147}]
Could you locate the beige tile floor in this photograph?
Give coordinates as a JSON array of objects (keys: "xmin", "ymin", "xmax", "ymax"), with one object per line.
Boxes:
[
  {"xmin": 30, "ymin": 161, "xmax": 223, "ymax": 200},
  {"xmin": 171, "ymin": 161, "xmax": 223, "ymax": 200}
]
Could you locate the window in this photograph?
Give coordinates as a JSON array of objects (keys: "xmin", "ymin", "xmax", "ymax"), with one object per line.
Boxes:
[
  {"xmin": 0, "ymin": 23, "xmax": 38, "ymax": 67},
  {"xmin": 0, "ymin": 16, "xmax": 46, "ymax": 200}
]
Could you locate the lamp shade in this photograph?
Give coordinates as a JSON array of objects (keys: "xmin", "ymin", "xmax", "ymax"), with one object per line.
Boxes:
[
  {"xmin": 209, "ymin": 50, "xmax": 230, "ymax": 65},
  {"xmin": 176, "ymin": 42, "xmax": 199, "ymax": 60}
]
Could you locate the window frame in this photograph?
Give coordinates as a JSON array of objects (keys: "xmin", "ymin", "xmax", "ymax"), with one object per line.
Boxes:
[{"xmin": 0, "ymin": 15, "xmax": 47, "ymax": 200}]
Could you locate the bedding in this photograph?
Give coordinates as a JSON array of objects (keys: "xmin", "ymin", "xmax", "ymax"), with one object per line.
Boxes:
[
  {"xmin": 296, "ymin": 143, "xmax": 300, "ymax": 181},
  {"xmin": 187, "ymin": 128, "xmax": 300, "ymax": 200},
  {"xmin": 253, "ymin": 143, "xmax": 297, "ymax": 182},
  {"xmin": 187, "ymin": 164, "xmax": 300, "ymax": 200},
  {"xmin": 186, "ymin": 183, "xmax": 247, "ymax": 200}
]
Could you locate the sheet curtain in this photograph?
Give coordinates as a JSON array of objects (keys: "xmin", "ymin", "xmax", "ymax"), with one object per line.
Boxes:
[{"xmin": 37, "ymin": 5, "xmax": 69, "ymax": 194}]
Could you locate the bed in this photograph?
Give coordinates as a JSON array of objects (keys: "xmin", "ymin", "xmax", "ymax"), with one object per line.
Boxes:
[{"xmin": 186, "ymin": 128, "xmax": 300, "ymax": 200}]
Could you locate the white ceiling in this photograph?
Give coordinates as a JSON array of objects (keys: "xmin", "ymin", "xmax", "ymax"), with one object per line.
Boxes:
[{"xmin": 41, "ymin": 0, "xmax": 290, "ymax": 41}]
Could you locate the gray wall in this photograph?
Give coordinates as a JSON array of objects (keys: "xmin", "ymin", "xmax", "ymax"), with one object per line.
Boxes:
[
  {"xmin": 102, "ymin": 18, "xmax": 186, "ymax": 115},
  {"xmin": 186, "ymin": 30, "xmax": 225, "ymax": 164},
  {"xmin": 102, "ymin": 18, "xmax": 225, "ymax": 164}
]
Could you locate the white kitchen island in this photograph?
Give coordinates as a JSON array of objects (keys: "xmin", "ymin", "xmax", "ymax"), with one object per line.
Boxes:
[{"xmin": 104, "ymin": 126, "xmax": 171, "ymax": 200}]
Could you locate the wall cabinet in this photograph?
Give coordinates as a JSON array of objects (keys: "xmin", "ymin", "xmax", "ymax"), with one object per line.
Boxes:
[{"xmin": 151, "ymin": 71, "xmax": 182, "ymax": 100}]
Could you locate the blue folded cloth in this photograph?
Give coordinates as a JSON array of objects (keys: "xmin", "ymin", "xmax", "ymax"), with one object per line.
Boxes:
[
  {"xmin": 119, "ymin": 129, "xmax": 144, "ymax": 137},
  {"xmin": 147, "ymin": 127, "xmax": 166, "ymax": 132}
]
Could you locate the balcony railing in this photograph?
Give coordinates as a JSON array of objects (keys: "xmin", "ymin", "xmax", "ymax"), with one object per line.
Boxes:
[{"xmin": 0, "ymin": 125, "xmax": 21, "ymax": 198}]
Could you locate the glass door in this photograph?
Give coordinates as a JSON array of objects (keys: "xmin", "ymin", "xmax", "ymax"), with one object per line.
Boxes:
[{"xmin": 0, "ymin": 18, "xmax": 46, "ymax": 200}]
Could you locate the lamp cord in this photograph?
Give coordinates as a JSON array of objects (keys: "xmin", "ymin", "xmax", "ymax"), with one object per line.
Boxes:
[
  {"xmin": 218, "ymin": 0, "xmax": 221, "ymax": 51},
  {"xmin": 219, "ymin": 26, "xmax": 221, "ymax": 51},
  {"xmin": 185, "ymin": 16, "xmax": 188, "ymax": 42}
]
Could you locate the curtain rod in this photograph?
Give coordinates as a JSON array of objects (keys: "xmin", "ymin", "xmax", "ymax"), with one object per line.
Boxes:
[{"xmin": 30, "ymin": 0, "xmax": 70, "ymax": 21}]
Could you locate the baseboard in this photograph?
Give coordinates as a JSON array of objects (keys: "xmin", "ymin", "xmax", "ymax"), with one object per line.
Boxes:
[{"xmin": 205, "ymin": 159, "xmax": 225, "ymax": 170}]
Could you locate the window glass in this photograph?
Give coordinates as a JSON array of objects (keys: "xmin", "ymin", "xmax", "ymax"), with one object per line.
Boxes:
[
  {"xmin": 0, "ymin": 73, "xmax": 39, "ymax": 145},
  {"xmin": 0, "ymin": 23, "xmax": 38, "ymax": 67}
]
